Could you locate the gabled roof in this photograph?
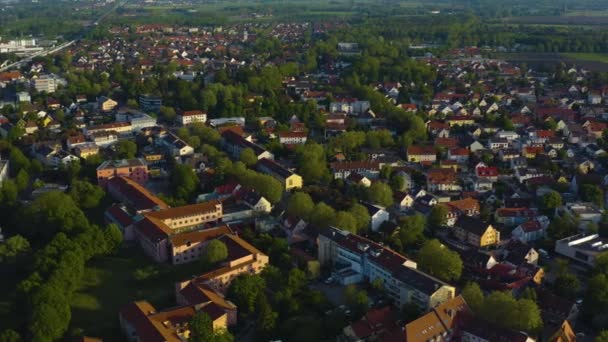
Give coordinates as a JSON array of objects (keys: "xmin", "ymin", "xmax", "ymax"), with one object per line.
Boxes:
[{"xmin": 454, "ymin": 216, "xmax": 493, "ymax": 236}]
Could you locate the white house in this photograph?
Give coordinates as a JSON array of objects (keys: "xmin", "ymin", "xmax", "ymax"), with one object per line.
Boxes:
[
  {"xmin": 178, "ymin": 110, "xmax": 207, "ymax": 126},
  {"xmin": 362, "ymin": 202, "xmax": 390, "ymax": 232},
  {"xmin": 511, "ymin": 217, "xmax": 549, "ymax": 243},
  {"xmin": 278, "ymin": 131, "xmax": 308, "ymax": 145}
]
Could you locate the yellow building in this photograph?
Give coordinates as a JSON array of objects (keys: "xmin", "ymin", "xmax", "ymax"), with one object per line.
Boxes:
[
  {"xmin": 406, "ymin": 145, "xmax": 437, "ymax": 163},
  {"xmin": 98, "ymin": 97, "xmax": 118, "ymax": 112},
  {"xmin": 256, "ymin": 157, "xmax": 303, "ymax": 191},
  {"xmin": 453, "ymin": 216, "xmax": 501, "ymax": 248}
]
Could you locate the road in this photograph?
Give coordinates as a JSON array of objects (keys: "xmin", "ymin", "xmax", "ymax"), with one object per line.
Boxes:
[{"xmin": 0, "ymin": 1, "xmax": 124, "ymax": 73}]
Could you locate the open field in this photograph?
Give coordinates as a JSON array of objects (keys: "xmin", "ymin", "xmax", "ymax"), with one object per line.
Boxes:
[
  {"xmin": 566, "ymin": 10, "xmax": 608, "ymax": 17},
  {"xmin": 497, "ymin": 52, "xmax": 608, "ymax": 72},
  {"xmin": 505, "ymin": 15, "xmax": 608, "ymax": 25},
  {"xmin": 562, "ymin": 52, "xmax": 608, "ymax": 64},
  {"xmin": 69, "ymin": 245, "xmax": 210, "ymax": 339}
]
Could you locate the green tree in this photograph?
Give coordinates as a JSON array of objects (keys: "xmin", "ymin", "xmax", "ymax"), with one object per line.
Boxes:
[
  {"xmin": 595, "ymin": 252, "xmax": 608, "ymax": 275},
  {"xmin": 548, "ymin": 213, "xmax": 578, "ymax": 240},
  {"xmin": 239, "ymin": 147, "xmax": 258, "ymax": 167},
  {"xmin": 367, "ymin": 182, "xmax": 393, "ymax": 207},
  {"xmin": 584, "ymin": 274, "xmax": 608, "ymax": 329},
  {"xmin": 428, "ymin": 205, "xmax": 448, "ymax": 229},
  {"xmin": 332, "ymin": 211, "xmax": 358, "ymax": 233},
  {"xmin": 349, "ymin": 203, "xmax": 370, "ymax": 232},
  {"xmin": 103, "ymin": 224, "xmax": 123, "ymax": 253},
  {"xmin": 286, "ymin": 192, "xmax": 314, "ymax": 219},
  {"xmin": 417, "ymin": 239, "xmax": 463, "ymax": 282},
  {"xmin": 68, "ymin": 180, "xmax": 105, "ymax": 209},
  {"xmin": 597, "ymin": 331, "xmax": 608, "ymax": 342},
  {"xmin": 255, "ymin": 294, "xmax": 278, "ymax": 340},
  {"xmin": 0, "ymin": 329, "xmax": 21, "ymax": 342},
  {"xmin": 345, "ymin": 284, "xmax": 369, "ymax": 316},
  {"xmin": 189, "ymin": 312, "xmax": 234, "ymax": 342},
  {"xmin": 114, "ymin": 140, "xmax": 137, "ymax": 159},
  {"xmin": 15, "ymin": 169, "xmax": 29, "ymax": 191},
  {"xmin": 0, "ymin": 235, "xmax": 30, "ymax": 262},
  {"xmin": 398, "ymin": 214, "xmax": 426, "ymax": 249},
  {"xmin": 171, "ymin": 164, "xmax": 200, "ymax": 202},
  {"xmin": 581, "ymin": 184, "xmax": 604, "ymax": 208},
  {"xmin": 21, "ymin": 191, "xmax": 89, "ymax": 241},
  {"xmin": 461, "ymin": 282, "xmax": 484, "ymax": 313},
  {"xmin": 541, "ymin": 191, "xmax": 562, "ymax": 215},
  {"xmin": 28, "ymin": 285, "xmax": 72, "ymax": 341},
  {"xmin": 0, "ymin": 180, "xmax": 18, "ymax": 206},
  {"xmin": 202, "ymin": 240, "xmax": 228, "ymax": 265},
  {"xmin": 227, "ymin": 274, "xmax": 266, "ymax": 315},
  {"xmin": 389, "ymin": 174, "xmax": 405, "ymax": 192},
  {"xmin": 159, "ymin": 106, "xmax": 177, "ymax": 122},
  {"xmin": 554, "ymin": 271, "xmax": 580, "ymax": 299},
  {"xmin": 308, "ymin": 202, "xmax": 336, "ymax": 228},
  {"xmin": 295, "ymin": 142, "xmax": 329, "ymax": 184},
  {"xmin": 480, "ymin": 291, "xmax": 542, "ymax": 333}
]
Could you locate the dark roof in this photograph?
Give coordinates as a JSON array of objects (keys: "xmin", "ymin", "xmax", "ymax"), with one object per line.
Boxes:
[
  {"xmin": 107, "ymin": 176, "xmax": 169, "ymax": 212},
  {"xmin": 461, "ymin": 318, "xmax": 531, "ymax": 342},
  {"xmin": 256, "ymin": 158, "xmax": 293, "ymax": 178},
  {"xmin": 454, "ymin": 216, "xmax": 492, "ymax": 236},
  {"xmin": 393, "ymin": 266, "xmax": 450, "ymax": 296}
]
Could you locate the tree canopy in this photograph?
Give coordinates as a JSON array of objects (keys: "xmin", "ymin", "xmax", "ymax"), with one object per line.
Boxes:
[
  {"xmin": 202, "ymin": 240, "xmax": 229, "ymax": 265},
  {"xmin": 417, "ymin": 239, "xmax": 462, "ymax": 282}
]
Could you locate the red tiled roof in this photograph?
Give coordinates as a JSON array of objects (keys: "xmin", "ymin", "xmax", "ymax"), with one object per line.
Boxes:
[{"xmin": 407, "ymin": 145, "xmax": 435, "ymax": 156}]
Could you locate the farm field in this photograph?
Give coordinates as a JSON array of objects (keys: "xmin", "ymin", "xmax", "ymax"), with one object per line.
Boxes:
[{"xmin": 497, "ymin": 52, "xmax": 608, "ymax": 72}]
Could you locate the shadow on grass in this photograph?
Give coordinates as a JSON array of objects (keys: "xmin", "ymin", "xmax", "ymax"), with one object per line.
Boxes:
[{"xmin": 69, "ymin": 244, "xmax": 211, "ymax": 339}]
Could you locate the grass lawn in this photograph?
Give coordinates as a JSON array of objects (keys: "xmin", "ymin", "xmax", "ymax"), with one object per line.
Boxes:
[
  {"xmin": 562, "ymin": 53, "xmax": 608, "ymax": 64},
  {"xmin": 69, "ymin": 244, "xmax": 210, "ymax": 339}
]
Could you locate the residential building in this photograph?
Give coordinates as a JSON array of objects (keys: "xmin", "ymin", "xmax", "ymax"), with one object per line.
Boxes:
[
  {"xmin": 256, "ymin": 158, "xmax": 302, "ymax": 191},
  {"xmin": 175, "ymin": 234, "xmax": 269, "ymax": 294},
  {"xmin": 494, "ymin": 207, "xmax": 536, "ymax": 227},
  {"xmin": 407, "ymin": 145, "xmax": 436, "ymax": 163},
  {"xmin": 342, "ymin": 306, "xmax": 399, "ymax": 342},
  {"xmin": 330, "ymin": 161, "xmax": 380, "ymax": 180},
  {"xmin": 158, "ymin": 132, "xmax": 195, "ymax": 157},
  {"xmin": 318, "ymin": 227, "xmax": 455, "ymax": 310},
  {"xmin": 139, "ymin": 94, "xmax": 162, "ymax": 112},
  {"xmin": 106, "ymin": 176, "xmax": 169, "ymax": 214},
  {"xmin": 278, "ymin": 131, "xmax": 308, "ymax": 145},
  {"xmin": 453, "ymin": 216, "xmax": 501, "ymax": 248},
  {"xmin": 555, "ymin": 233, "xmax": 608, "ymax": 267},
  {"xmin": 32, "ymin": 74, "xmax": 66, "ymax": 93},
  {"xmin": 362, "ymin": 202, "xmax": 390, "ymax": 232},
  {"xmin": 403, "ymin": 295, "xmax": 471, "ymax": 342},
  {"xmin": 116, "ymin": 109, "xmax": 157, "ymax": 132},
  {"xmin": 74, "ymin": 143, "xmax": 100, "ymax": 159},
  {"xmin": 134, "ymin": 200, "xmax": 223, "ymax": 262},
  {"xmin": 86, "ymin": 122, "xmax": 133, "ymax": 137},
  {"xmin": 511, "ymin": 217, "xmax": 550, "ymax": 243},
  {"xmin": 178, "ymin": 110, "xmax": 207, "ymax": 126},
  {"xmin": 221, "ymin": 130, "xmax": 273, "ymax": 161},
  {"xmin": 329, "ymin": 98, "xmax": 370, "ymax": 115},
  {"xmin": 119, "ymin": 300, "xmax": 228, "ymax": 342},
  {"xmin": 97, "ymin": 159, "xmax": 149, "ymax": 187},
  {"xmin": 563, "ymin": 202, "xmax": 602, "ymax": 226},
  {"xmin": 98, "ymin": 96, "xmax": 118, "ymax": 112},
  {"xmin": 427, "ymin": 168, "xmax": 460, "ymax": 192},
  {"xmin": 169, "ymin": 225, "xmax": 232, "ymax": 265}
]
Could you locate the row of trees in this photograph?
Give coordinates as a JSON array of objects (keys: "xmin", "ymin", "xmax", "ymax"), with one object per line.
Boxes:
[
  {"xmin": 4, "ymin": 191, "xmax": 122, "ymax": 341},
  {"xmin": 286, "ymin": 192, "xmax": 370, "ymax": 233},
  {"xmin": 462, "ymin": 283, "xmax": 543, "ymax": 334}
]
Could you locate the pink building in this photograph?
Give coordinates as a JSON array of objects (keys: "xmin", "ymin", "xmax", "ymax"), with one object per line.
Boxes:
[{"xmin": 97, "ymin": 158, "xmax": 149, "ymax": 187}]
